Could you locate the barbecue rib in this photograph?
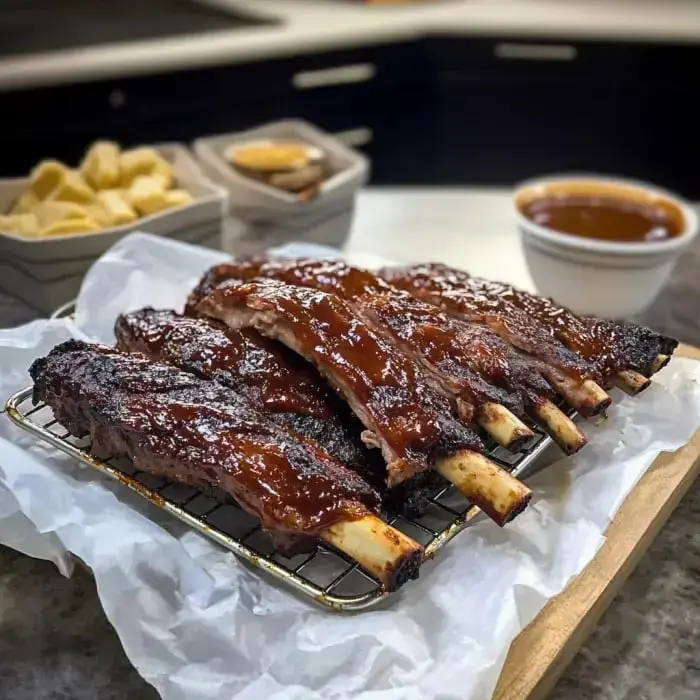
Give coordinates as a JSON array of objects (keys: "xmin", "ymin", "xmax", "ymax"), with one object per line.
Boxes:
[
  {"xmin": 188, "ymin": 259, "xmax": 586, "ymax": 454},
  {"xmin": 30, "ymin": 340, "xmax": 423, "ymax": 589},
  {"xmin": 379, "ymin": 263, "xmax": 677, "ymax": 389},
  {"xmin": 377, "ymin": 265, "xmax": 617, "ymax": 415},
  {"xmin": 188, "ymin": 260, "xmax": 535, "ymax": 449},
  {"xmin": 196, "ymin": 278, "xmax": 533, "ymax": 525},
  {"xmin": 373, "ymin": 265, "xmax": 611, "ymax": 415},
  {"xmin": 114, "ymin": 308, "xmax": 372, "ymax": 474}
]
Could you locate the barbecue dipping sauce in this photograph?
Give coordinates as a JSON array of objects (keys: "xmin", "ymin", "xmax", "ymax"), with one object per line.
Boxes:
[{"xmin": 521, "ymin": 195, "xmax": 684, "ymax": 243}]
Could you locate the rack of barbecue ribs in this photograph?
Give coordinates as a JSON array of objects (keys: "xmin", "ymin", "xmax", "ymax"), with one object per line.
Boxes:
[
  {"xmin": 187, "ymin": 256, "xmax": 677, "ymax": 457},
  {"xmin": 29, "ymin": 340, "xmax": 424, "ymax": 591},
  {"xmin": 188, "ymin": 259, "xmax": 587, "ymax": 454},
  {"xmin": 21, "ymin": 255, "xmax": 678, "ymax": 602},
  {"xmin": 115, "ymin": 303, "xmax": 533, "ymax": 527}
]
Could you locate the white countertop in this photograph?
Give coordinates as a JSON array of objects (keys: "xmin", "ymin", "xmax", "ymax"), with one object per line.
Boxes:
[
  {"xmin": 345, "ymin": 186, "xmax": 537, "ymax": 291},
  {"xmin": 4, "ymin": 0, "xmax": 700, "ymax": 91}
]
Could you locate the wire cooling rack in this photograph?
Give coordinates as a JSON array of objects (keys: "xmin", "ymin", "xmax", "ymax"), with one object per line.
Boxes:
[
  {"xmin": 2, "ymin": 301, "xmax": 562, "ymax": 611},
  {"xmin": 4, "ymin": 388, "xmax": 560, "ymax": 610}
]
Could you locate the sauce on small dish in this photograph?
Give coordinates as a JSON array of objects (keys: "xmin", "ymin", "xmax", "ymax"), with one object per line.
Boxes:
[{"xmin": 520, "ymin": 195, "xmax": 684, "ymax": 243}]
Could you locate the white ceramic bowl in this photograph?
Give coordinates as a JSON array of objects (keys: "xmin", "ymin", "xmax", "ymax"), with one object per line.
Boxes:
[
  {"xmin": 515, "ymin": 175, "xmax": 698, "ymax": 318},
  {"xmin": 0, "ymin": 144, "xmax": 227, "ymax": 313}
]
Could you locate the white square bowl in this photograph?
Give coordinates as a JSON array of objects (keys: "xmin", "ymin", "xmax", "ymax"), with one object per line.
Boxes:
[
  {"xmin": 193, "ymin": 120, "xmax": 369, "ymax": 256},
  {"xmin": 0, "ymin": 144, "xmax": 227, "ymax": 314}
]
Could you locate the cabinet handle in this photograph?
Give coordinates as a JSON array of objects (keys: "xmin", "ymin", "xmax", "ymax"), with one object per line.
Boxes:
[
  {"xmin": 493, "ymin": 43, "xmax": 577, "ymax": 61},
  {"xmin": 331, "ymin": 127, "xmax": 373, "ymax": 148},
  {"xmin": 292, "ymin": 63, "xmax": 376, "ymax": 89}
]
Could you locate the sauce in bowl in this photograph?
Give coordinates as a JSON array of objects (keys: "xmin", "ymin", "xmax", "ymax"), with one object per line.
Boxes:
[
  {"xmin": 521, "ymin": 195, "xmax": 683, "ymax": 243},
  {"xmin": 514, "ymin": 176, "xmax": 698, "ymax": 318},
  {"xmin": 516, "ymin": 180, "xmax": 687, "ymax": 245}
]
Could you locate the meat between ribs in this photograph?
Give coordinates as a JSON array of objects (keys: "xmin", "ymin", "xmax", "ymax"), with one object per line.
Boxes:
[
  {"xmin": 114, "ymin": 308, "xmax": 373, "ymax": 476},
  {"xmin": 379, "ymin": 263, "xmax": 677, "ymax": 381}
]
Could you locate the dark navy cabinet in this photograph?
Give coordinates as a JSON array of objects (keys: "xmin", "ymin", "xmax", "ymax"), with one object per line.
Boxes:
[{"xmin": 1, "ymin": 35, "xmax": 699, "ymax": 197}]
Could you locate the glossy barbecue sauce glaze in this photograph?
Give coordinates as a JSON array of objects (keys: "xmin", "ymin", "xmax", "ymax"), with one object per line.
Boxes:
[
  {"xmin": 193, "ymin": 257, "xmax": 391, "ymax": 304},
  {"xmin": 380, "ymin": 264, "xmax": 596, "ymax": 379},
  {"xmin": 241, "ymin": 261, "xmax": 527, "ymax": 408},
  {"xmin": 379, "ymin": 263, "xmax": 674, "ymax": 377},
  {"xmin": 357, "ymin": 293, "xmax": 521, "ymax": 413},
  {"xmin": 115, "ymin": 309, "xmax": 332, "ymax": 419},
  {"xmin": 520, "ymin": 195, "xmax": 684, "ymax": 243},
  {"xmin": 34, "ymin": 341, "xmax": 378, "ymax": 536},
  {"xmin": 134, "ymin": 401, "xmax": 373, "ymax": 534},
  {"xmin": 194, "ymin": 258, "xmax": 558, "ymax": 401}
]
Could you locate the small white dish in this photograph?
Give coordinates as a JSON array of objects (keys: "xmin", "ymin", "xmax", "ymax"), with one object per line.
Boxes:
[
  {"xmin": 193, "ymin": 120, "xmax": 369, "ymax": 256},
  {"xmin": 514, "ymin": 175, "xmax": 698, "ymax": 318}
]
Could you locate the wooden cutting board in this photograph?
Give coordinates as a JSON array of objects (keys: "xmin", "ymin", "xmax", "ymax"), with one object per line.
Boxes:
[{"xmin": 493, "ymin": 343, "xmax": 700, "ymax": 700}]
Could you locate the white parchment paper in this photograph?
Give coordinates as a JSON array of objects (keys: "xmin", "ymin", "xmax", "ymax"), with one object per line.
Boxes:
[{"xmin": 1, "ymin": 232, "xmax": 700, "ymax": 700}]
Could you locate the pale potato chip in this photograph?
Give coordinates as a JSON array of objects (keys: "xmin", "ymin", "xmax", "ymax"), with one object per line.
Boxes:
[
  {"xmin": 29, "ymin": 160, "xmax": 70, "ymax": 200},
  {"xmin": 96, "ymin": 189, "xmax": 137, "ymax": 226},
  {"xmin": 120, "ymin": 147, "xmax": 174, "ymax": 188},
  {"xmin": 85, "ymin": 201, "xmax": 111, "ymax": 227},
  {"xmin": 152, "ymin": 157, "xmax": 174, "ymax": 189},
  {"xmin": 33, "ymin": 201, "xmax": 90, "ymax": 228},
  {"xmin": 10, "ymin": 190, "xmax": 40, "ymax": 215},
  {"xmin": 0, "ymin": 213, "xmax": 41, "ymax": 238},
  {"xmin": 41, "ymin": 218, "xmax": 101, "ymax": 236},
  {"xmin": 126, "ymin": 175, "xmax": 170, "ymax": 216},
  {"xmin": 163, "ymin": 189, "xmax": 193, "ymax": 209},
  {"xmin": 81, "ymin": 140, "xmax": 121, "ymax": 190},
  {"xmin": 46, "ymin": 170, "xmax": 95, "ymax": 204}
]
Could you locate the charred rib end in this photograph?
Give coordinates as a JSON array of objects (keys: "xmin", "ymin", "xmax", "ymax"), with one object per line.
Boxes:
[
  {"xmin": 502, "ymin": 429, "xmax": 534, "ymax": 454},
  {"xmin": 579, "ymin": 380, "xmax": 613, "ymax": 418},
  {"xmin": 435, "ymin": 450, "xmax": 532, "ymax": 526},
  {"xmin": 497, "ymin": 489, "xmax": 533, "ymax": 526},
  {"xmin": 650, "ymin": 354, "xmax": 671, "ymax": 375},
  {"xmin": 386, "ymin": 547, "xmax": 423, "ymax": 591},
  {"xmin": 613, "ymin": 370, "xmax": 652, "ymax": 396}
]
